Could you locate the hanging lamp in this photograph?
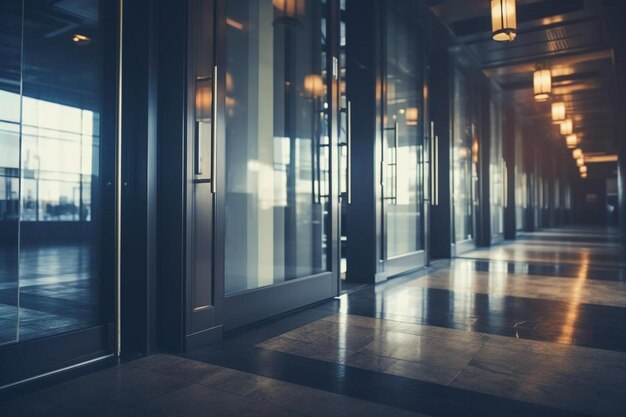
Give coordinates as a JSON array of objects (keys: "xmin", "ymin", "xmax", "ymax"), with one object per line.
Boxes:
[
  {"xmin": 533, "ymin": 68, "xmax": 552, "ymax": 101},
  {"xmin": 551, "ymin": 102, "xmax": 566, "ymax": 123},
  {"xmin": 491, "ymin": 0, "xmax": 517, "ymax": 42},
  {"xmin": 561, "ymin": 119, "xmax": 573, "ymax": 136},
  {"xmin": 566, "ymin": 134, "xmax": 578, "ymax": 148}
]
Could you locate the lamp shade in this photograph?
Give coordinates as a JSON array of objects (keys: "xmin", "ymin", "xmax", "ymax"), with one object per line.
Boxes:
[
  {"xmin": 491, "ymin": 0, "xmax": 517, "ymax": 42},
  {"xmin": 566, "ymin": 134, "xmax": 578, "ymax": 148},
  {"xmin": 572, "ymin": 148, "xmax": 582, "ymax": 159},
  {"xmin": 273, "ymin": 0, "xmax": 305, "ymax": 18},
  {"xmin": 561, "ymin": 119, "xmax": 573, "ymax": 135},
  {"xmin": 303, "ymin": 74, "xmax": 324, "ymax": 98},
  {"xmin": 576, "ymin": 158, "xmax": 584, "ymax": 167},
  {"xmin": 579, "ymin": 165, "xmax": 587, "ymax": 174},
  {"xmin": 552, "ymin": 102, "xmax": 566, "ymax": 123},
  {"xmin": 533, "ymin": 69, "xmax": 551, "ymax": 101},
  {"xmin": 195, "ymin": 79, "xmax": 212, "ymax": 121},
  {"xmin": 405, "ymin": 107, "xmax": 419, "ymax": 126}
]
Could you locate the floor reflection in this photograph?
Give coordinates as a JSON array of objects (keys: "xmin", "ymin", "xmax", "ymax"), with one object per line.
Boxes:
[{"xmin": 0, "ymin": 243, "xmax": 99, "ymax": 344}]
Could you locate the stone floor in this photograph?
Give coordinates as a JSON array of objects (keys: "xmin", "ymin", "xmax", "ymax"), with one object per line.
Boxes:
[{"xmin": 1, "ymin": 227, "xmax": 625, "ymax": 416}]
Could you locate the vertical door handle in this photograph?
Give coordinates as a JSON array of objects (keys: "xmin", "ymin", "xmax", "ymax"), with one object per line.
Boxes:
[
  {"xmin": 503, "ymin": 163, "xmax": 508, "ymax": 209},
  {"xmin": 430, "ymin": 121, "xmax": 435, "ymax": 205},
  {"xmin": 211, "ymin": 65, "xmax": 218, "ymax": 194},
  {"xmin": 435, "ymin": 134, "xmax": 440, "ymax": 206},
  {"xmin": 346, "ymin": 101, "xmax": 352, "ymax": 205},
  {"xmin": 394, "ymin": 121, "xmax": 399, "ymax": 205}
]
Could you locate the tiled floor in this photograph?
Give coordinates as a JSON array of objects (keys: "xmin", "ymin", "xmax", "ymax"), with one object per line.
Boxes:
[{"xmin": 1, "ymin": 227, "xmax": 625, "ymax": 416}]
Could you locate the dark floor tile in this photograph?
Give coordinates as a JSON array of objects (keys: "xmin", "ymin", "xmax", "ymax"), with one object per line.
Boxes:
[{"xmin": 38, "ymin": 365, "xmax": 189, "ymax": 417}]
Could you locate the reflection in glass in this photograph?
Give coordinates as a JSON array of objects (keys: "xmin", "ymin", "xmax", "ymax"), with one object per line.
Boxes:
[
  {"xmin": 0, "ymin": 0, "xmax": 111, "ymax": 344},
  {"xmin": 383, "ymin": 0, "xmax": 424, "ymax": 258},
  {"xmin": 225, "ymin": 0, "xmax": 329, "ymax": 294},
  {"xmin": 0, "ymin": 0, "xmax": 22, "ymax": 345},
  {"xmin": 490, "ymin": 99, "xmax": 504, "ymax": 237},
  {"xmin": 452, "ymin": 67, "xmax": 474, "ymax": 243}
]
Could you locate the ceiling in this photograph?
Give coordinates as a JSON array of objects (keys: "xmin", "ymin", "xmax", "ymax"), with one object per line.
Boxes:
[
  {"xmin": 430, "ymin": 0, "xmax": 626, "ymax": 157},
  {"xmin": 0, "ymin": 0, "xmax": 100, "ymax": 110}
]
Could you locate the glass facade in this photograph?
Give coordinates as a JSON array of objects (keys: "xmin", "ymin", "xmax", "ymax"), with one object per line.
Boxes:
[
  {"xmin": 452, "ymin": 67, "xmax": 474, "ymax": 243},
  {"xmin": 382, "ymin": 0, "xmax": 425, "ymax": 258},
  {"xmin": 224, "ymin": 0, "xmax": 330, "ymax": 294},
  {"xmin": 0, "ymin": 0, "xmax": 112, "ymax": 344}
]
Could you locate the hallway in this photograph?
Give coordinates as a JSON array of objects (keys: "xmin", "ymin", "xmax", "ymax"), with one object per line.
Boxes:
[{"xmin": 1, "ymin": 227, "xmax": 624, "ymax": 416}]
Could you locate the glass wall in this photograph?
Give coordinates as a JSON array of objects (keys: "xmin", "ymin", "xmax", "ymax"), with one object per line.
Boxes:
[
  {"xmin": 0, "ymin": 0, "xmax": 22, "ymax": 344},
  {"xmin": 0, "ymin": 0, "xmax": 112, "ymax": 344},
  {"xmin": 490, "ymin": 99, "xmax": 504, "ymax": 237},
  {"xmin": 224, "ymin": 0, "xmax": 329, "ymax": 294},
  {"xmin": 452, "ymin": 67, "xmax": 474, "ymax": 243},
  {"xmin": 382, "ymin": 0, "xmax": 424, "ymax": 258}
]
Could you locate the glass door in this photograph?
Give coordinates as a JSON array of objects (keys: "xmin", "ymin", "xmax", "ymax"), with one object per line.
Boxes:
[
  {"xmin": 222, "ymin": 0, "xmax": 336, "ymax": 329},
  {"xmin": 0, "ymin": 0, "xmax": 117, "ymax": 384},
  {"xmin": 452, "ymin": 66, "xmax": 476, "ymax": 254},
  {"xmin": 187, "ymin": 0, "xmax": 218, "ymax": 339},
  {"xmin": 380, "ymin": 0, "xmax": 426, "ymax": 277}
]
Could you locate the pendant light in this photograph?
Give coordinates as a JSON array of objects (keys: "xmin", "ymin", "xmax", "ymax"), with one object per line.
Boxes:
[
  {"xmin": 576, "ymin": 158, "xmax": 584, "ymax": 167},
  {"xmin": 579, "ymin": 165, "xmax": 587, "ymax": 174},
  {"xmin": 405, "ymin": 107, "xmax": 419, "ymax": 126},
  {"xmin": 560, "ymin": 119, "xmax": 573, "ymax": 135},
  {"xmin": 566, "ymin": 134, "xmax": 578, "ymax": 148},
  {"xmin": 572, "ymin": 148, "xmax": 582, "ymax": 159},
  {"xmin": 491, "ymin": 0, "xmax": 517, "ymax": 42},
  {"xmin": 581, "ymin": 172, "xmax": 588, "ymax": 179},
  {"xmin": 551, "ymin": 102, "xmax": 566, "ymax": 123},
  {"xmin": 303, "ymin": 74, "xmax": 324, "ymax": 98},
  {"xmin": 533, "ymin": 68, "xmax": 552, "ymax": 101},
  {"xmin": 273, "ymin": 0, "xmax": 305, "ymax": 23}
]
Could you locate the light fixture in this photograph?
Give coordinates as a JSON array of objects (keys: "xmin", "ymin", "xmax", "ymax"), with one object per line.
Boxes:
[
  {"xmin": 405, "ymin": 107, "xmax": 419, "ymax": 126},
  {"xmin": 579, "ymin": 165, "xmax": 587, "ymax": 174},
  {"xmin": 551, "ymin": 102, "xmax": 566, "ymax": 123},
  {"xmin": 491, "ymin": 0, "xmax": 517, "ymax": 42},
  {"xmin": 566, "ymin": 134, "xmax": 578, "ymax": 148},
  {"xmin": 572, "ymin": 148, "xmax": 582, "ymax": 159},
  {"xmin": 273, "ymin": 0, "xmax": 305, "ymax": 21},
  {"xmin": 533, "ymin": 68, "xmax": 552, "ymax": 101},
  {"xmin": 560, "ymin": 119, "xmax": 573, "ymax": 135},
  {"xmin": 576, "ymin": 157, "xmax": 584, "ymax": 167},
  {"xmin": 72, "ymin": 34, "xmax": 91, "ymax": 45},
  {"xmin": 303, "ymin": 74, "xmax": 324, "ymax": 98},
  {"xmin": 195, "ymin": 78, "xmax": 212, "ymax": 120},
  {"xmin": 581, "ymin": 172, "xmax": 588, "ymax": 179}
]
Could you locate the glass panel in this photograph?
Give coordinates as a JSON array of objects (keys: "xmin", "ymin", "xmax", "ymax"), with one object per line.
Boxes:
[
  {"xmin": 452, "ymin": 67, "xmax": 474, "ymax": 243},
  {"xmin": 339, "ymin": 0, "xmax": 347, "ymax": 278},
  {"xmin": 14, "ymin": 0, "xmax": 111, "ymax": 341},
  {"xmin": 0, "ymin": 0, "xmax": 22, "ymax": 345},
  {"xmin": 383, "ymin": 0, "xmax": 424, "ymax": 258},
  {"xmin": 515, "ymin": 122, "xmax": 525, "ymax": 230},
  {"xmin": 225, "ymin": 0, "xmax": 329, "ymax": 294},
  {"xmin": 490, "ymin": 99, "xmax": 504, "ymax": 236}
]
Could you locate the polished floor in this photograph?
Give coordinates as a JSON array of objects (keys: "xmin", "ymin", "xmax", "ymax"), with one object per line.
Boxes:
[
  {"xmin": 0, "ymin": 244, "xmax": 100, "ymax": 344},
  {"xmin": 1, "ymin": 227, "xmax": 625, "ymax": 416}
]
